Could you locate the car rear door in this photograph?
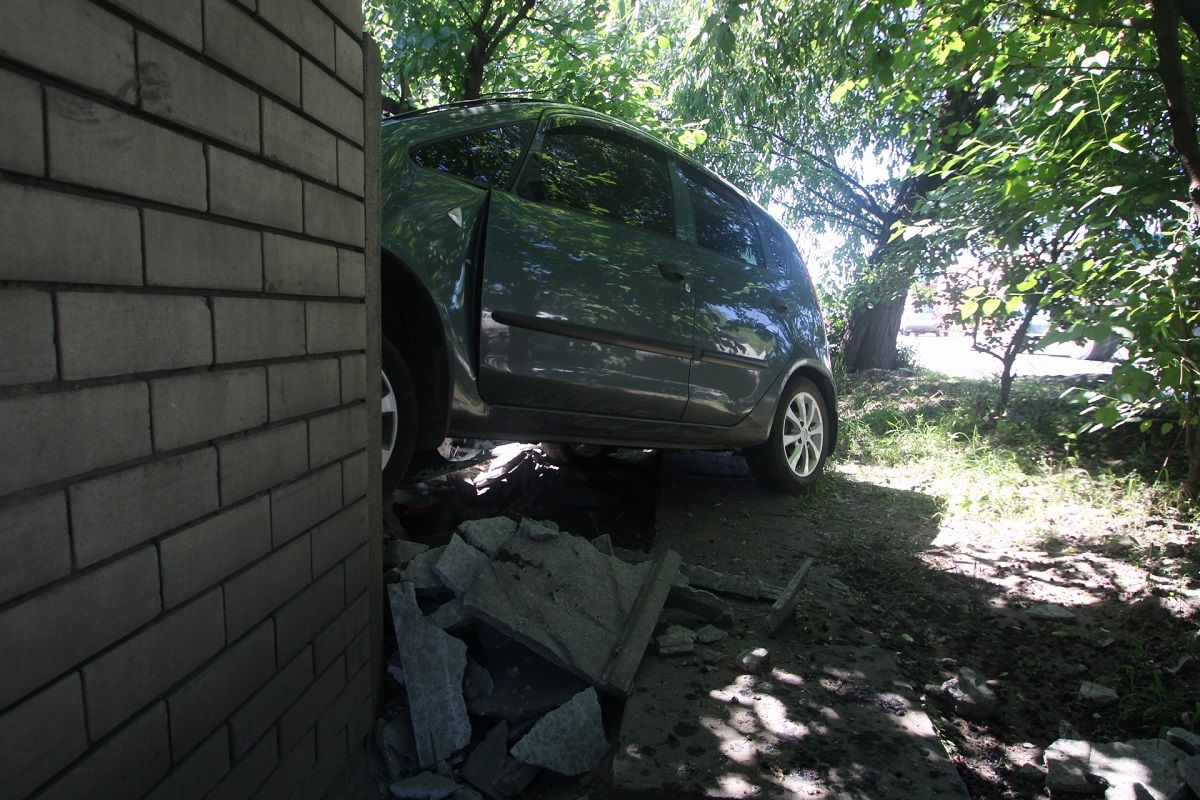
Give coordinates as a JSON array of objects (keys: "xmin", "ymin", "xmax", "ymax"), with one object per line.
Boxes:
[
  {"xmin": 477, "ymin": 114, "xmax": 696, "ymax": 420},
  {"xmin": 676, "ymin": 163, "xmax": 792, "ymax": 425}
]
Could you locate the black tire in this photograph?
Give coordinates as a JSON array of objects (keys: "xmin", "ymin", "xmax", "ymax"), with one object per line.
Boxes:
[
  {"xmin": 540, "ymin": 442, "xmax": 611, "ymax": 464},
  {"xmin": 744, "ymin": 376, "xmax": 830, "ymax": 494},
  {"xmin": 381, "ymin": 337, "xmax": 418, "ymax": 500}
]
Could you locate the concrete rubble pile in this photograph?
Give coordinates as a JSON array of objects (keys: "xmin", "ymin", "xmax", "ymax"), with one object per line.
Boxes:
[{"xmin": 376, "ymin": 514, "xmax": 787, "ymax": 799}]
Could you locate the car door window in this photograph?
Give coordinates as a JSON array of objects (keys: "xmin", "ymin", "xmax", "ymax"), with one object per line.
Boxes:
[
  {"xmin": 679, "ymin": 164, "xmax": 764, "ymax": 267},
  {"xmin": 522, "ymin": 122, "xmax": 674, "ymax": 235},
  {"xmin": 410, "ymin": 123, "xmax": 533, "ymax": 188}
]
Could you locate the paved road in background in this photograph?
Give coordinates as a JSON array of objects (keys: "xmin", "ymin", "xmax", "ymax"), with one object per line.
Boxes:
[{"xmin": 905, "ymin": 333, "xmax": 1116, "ymax": 380}]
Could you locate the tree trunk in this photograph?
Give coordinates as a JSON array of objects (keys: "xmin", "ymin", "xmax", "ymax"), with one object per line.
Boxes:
[
  {"xmin": 1187, "ymin": 421, "xmax": 1200, "ymax": 501},
  {"xmin": 842, "ymin": 298, "xmax": 906, "ymax": 371},
  {"xmin": 464, "ymin": 43, "xmax": 487, "ymax": 100}
]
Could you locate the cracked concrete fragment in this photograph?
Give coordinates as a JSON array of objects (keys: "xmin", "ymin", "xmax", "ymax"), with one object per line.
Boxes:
[
  {"xmin": 433, "ymin": 534, "xmax": 490, "ymax": 596},
  {"xmin": 511, "ymin": 688, "xmax": 609, "ymax": 775},
  {"xmin": 682, "ymin": 563, "xmax": 778, "ymax": 600},
  {"xmin": 457, "ymin": 517, "xmax": 517, "ymax": 558}
]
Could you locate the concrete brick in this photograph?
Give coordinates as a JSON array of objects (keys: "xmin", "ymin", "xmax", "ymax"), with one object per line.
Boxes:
[
  {"xmin": 160, "ymin": 500, "xmax": 271, "ymax": 608},
  {"xmin": 306, "ymin": 301, "xmax": 366, "ymax": 354},
  {"xmin": 224, "ymin": 535, "xmax": 310, "ymax": 638},
  {"xmin": 258, "ymin": 730, "xmax": 315, "ymax": 800},
  {"xmin": 339, "ymin": 354, "xmax": 366, "ymax": 402},
  {"xmin": 229, "ymin": 647, "xmax": 312, "ymax": 757},
  {"xmin": 210, "ymin": 147, "xmax": 303, "ymax": 231},
  {"xmin": 301, "ymin": 59, "xmax": 363, "ymax": 144},
  {"xmin": 294, "ymin": 728, "xmax": 346, "ymax": 800},
  {"xmin": 279, "ymin": 657, "xmax": 344, "ymax": 753},
  {"xmin": 263, "ymin": 233, "xmax": 339, "ymax": 296},
  {"xmin": 0, "ymin": 289, "xmax": 56, "ymax": 386},
  {"xmin": 145, "ymin": 726, "xmax": 229, "ymax": 800},
  {"xmin": 313, "ymin": 591, "xmax": 366, "ymax": 673},
  {"xmin": 47, "ymin": 89, "xmax": 206, "ymax": 209},
  {"xmin": 168, "ymin": 620, "xmax": 275, "ymax": 756},
  {"xmin": 333, "ymin": 28, "xmax": 364, "ymax": 93},
  {"xmin": 36, "ymin": 703, "xmax": 170, "ymax": 800},
  {"xmin": 262, "ymin": 99, "xmax": 337, "ymax": 184},
  {"xmin": 270, "ymin": 464, "xmax": 341, "ymax": 546},
  {"xmin": 0, "ymin": 69, "xmax": 44, "ymax": 175},
  {"xmin": 207, "ymin": 728, "xmax": 276, "ymax": 800},
  {"xmin": 204, "ymin": 0, "xmax": 300, "ymax": 103},
  {"xmin": 316, "ymin": 664, "xmax": 368, "ymax": 754},
  {"xmin": 268, "ymin": 359, "xmax": 341, "ymax": 421},
  {"xmin": 342, "ymin": 542, "xmax": 368, "ymax": 603},
  {"xmin": 138, "ymin": 34, "xmax": 259, "ymax": 149},
  {"xmin": 0, "ymin": 0, "xmax": 136, "ymax": 103},
  {"xmin": 0, "ymin": 492, "xmax": 69, "ymax": 606},
  {"xmin": 336, "ymin": 139, "xmax": 365, "ymax": 199},
  {"xmin": 110, "ymin": 0, "xmax": 203, "ymax": 50},
  {"xmin": 217, "ymin": 422, "xmax": 309, "ymax": 504},
  {"xmin": 144, "ymin": 210, "xmax": 263, "ymax": 291},
  {"xmin": 260, "ymin": 0, "xmax": 335, "ymax": 68},
  {"xmin": 70, "ymin": 448, "xmax": 218, "ymax": 567},
  {"xmin": 316, "ymin": 0, "xmax": 363, "ymax": 36},
  {"xmin": 213, "ymin": 297, "xmax": 306, "ymax": 362},
  {"xmin": 338, "ymin": 248, "xmax": 365, "ymax": 297},
  {"xmin": 151, "ymin": 368, "xmax": 267, "ymax": 451},
  {"xmin": 0, "ymin": 183, "xmax": 141, "ymax": 285},
  {"xmin": 341, "ymin": 450, "xmax": 367, "ymax": 502},
  {"xmin": 0, "ymin": 547, "xmax": 159, "ymax": 710},
  {"xmin": 303, "ymin": 181, "xmax": 365, "ymax": 246},
  {"xmin": 310, "ymin": 498, "xmax": 367, "ymax": 577},
  {"xmin": 0, "ymin": 674, "xmax": 87, "ymax": 800},
  {"xmin": 58, "ymin": 292, "xmax": 212, "ymax": 380},
  {"xmin": 0, "ymin": 382, "xmax": 150, "ymax": 496},
  {"xmin": 275, "ymin": 566, "xmax": 343, "ymax": 665},
  {"xmin": 82, "ymin": 589, "xmax": 225, "ymax": 738},
  {"xmin": 308, "ymin": 403, "xmax": 366, "ymax": 465}
]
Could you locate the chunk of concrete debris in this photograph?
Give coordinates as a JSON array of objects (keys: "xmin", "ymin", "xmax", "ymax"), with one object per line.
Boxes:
[
  {"xmin": 433, "ymin": 535, "xmax": 490, "ymax": 596},
  {"xmin": 656, "ymin": 625, "xmax": 696, "ymax": 656},
  {"xmin": 388, "ymin": 583, "xmax": 471, "ymax": 767},
  {"xmin": 683, "ymin": 563, "xmax": 778, "ymax": 601},
  {"xmin": 696, "ymin": 624, "xmax": 728, "ymax": 644},
  {"xmin": 457, "ymin": 517, "xmax": 517, "ymax": 558},
  {"xmin": 430, "ymin": 598, "xmax": 473, "ymax": 631},
  {"xmin": 464, "ymin": 659, "xmax": 494, "ymax": 700},
  {"xmin": 517, "ymin": 517, "xmax": 559, "ymax": 541},
  {"xmin": 591, "ymin": 534, "xmax": 614, "ymax": 555},
  {"xmin": 403, "ymin": 546, "xmax": 450, "ymax": 596},
  {"xmin": 463, "ymin": 533, "xmax": 681, "ymax": 695},
  {"xmin": 612, "ymin": 546, "xmax": 654, "ymax": 564},
  {"xmin": 1078, "ymin": 681, "xmax": 1119, "ymax": 708},
  {"xmin": 1045, "ymin": 739, "xmax": 1105, "ymax": 794},
  {"xmin": 764, "ymin": 558, "xmax": 814, "ymax": 636},
  {"xmin": 1167, "ymin": 727, "xmax": 1200, "ymax": 756},
  {"xmin": 1180, "ymin": 755, "xmax": 1200, "ymax": 795},
  {"xmin": 1028, "ymin": 603, "xmax": 1077, "ymax": 622},
  {"xmin": 468, "ymin": 643, "xmax": 590, "ymax": 721},
  {"xmin": 927, "ymin": 668, "xmax": 997, "ymax": 720},
  {"xmin": 461, "ymin": 721, "xmax": 509, "ymax": 797},
  {"xmin": 511, "ymin": 688, "xmax": 609, "ymax": 775},
  {"xmin": 377, "ymin": 715, "xmax": 418, "ymax": 781},
  {"xmin": 1046, "ymin": 738, "xmax": 1188, "ymax": 800},
  {"xmin": 738, "ymin": 647, "xmax": 771, "ymax": 674},
  {"xmin": 389, "ymin": 771, "xmax": 462, "ymax": 800},
  {"xmin": 666, "ymin": 584, "xmax": 735, "ymax": 626},
  {"xmin": 389, "ymin": 538, "xmax": 431, "ymax": 565},
  {"xmin": 451, "ymin": 788, "xmax": 483, "ymax": 800}
]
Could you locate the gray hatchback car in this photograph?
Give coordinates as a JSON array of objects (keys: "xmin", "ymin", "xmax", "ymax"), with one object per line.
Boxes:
[{"xmin": 379, "ymin": 100, "xmax": 837, "ymax": 494}]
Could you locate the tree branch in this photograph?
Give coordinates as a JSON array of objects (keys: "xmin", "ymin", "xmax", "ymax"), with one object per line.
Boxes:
[{"xmin": 1151, "ymin": 0, "xmax": 1200, "ymax": 212}]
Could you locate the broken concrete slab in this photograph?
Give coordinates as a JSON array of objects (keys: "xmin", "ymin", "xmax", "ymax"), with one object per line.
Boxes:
[
  {"xmin": 656, "ymin": 625, "xmax": 696, "ymax": 655},
  {"xmin": 377, "ymin": 715, "xmax": 418, "ymax": 781},
  {"xmin": 430, "ymin": 597, "xmax": 473, "ymax": 631},
  {"xmin": 462, "ymin": 533, "xmax": 681, "ymax": 695},
  {"xmin": 389, "ymin": 771, "xmax": 462, "ymax": 799},
  {"xmin": 388, "ymin": 582, "xmax": 472, "ymax": 768},
  {"xmin": 764, "ymin": 557, "xmax": 814, "ymax": 636},
  {"xmin": 468, "ymin": 642, "xmax": 589, "ymax": 721},
  {"xmin": 433, "ymin": 534, "xmax": 491, "ymax": 596},
  {"xmin": 403, "ymin": 546, "xmax": 450, "ymax": 595},
  {"xmin": 1045, "ymin": 738, "xmax": 1188, "ymax": 800},
  {"xmin": 615, "ymin": 644, "xmax": 968, "ymax": 798},
  {"xmin": 464, "ymin": 659, "xmax": 494, "ymax": 700},
  {"xmin": 511, "ymin": 688, "xmax": 609, "ymax": 776},
  {"xmin": 461, "ymin": 721, "xmax": 508, "ymax": 797},
  {"xmin": 683, "ymin": 563, "xmax": 779, "ymax": 601},
  {"xmin": 388, "ymin": 538, "xmax": 431, "ymax": 566},
  {"xmin": 516, "ymin": 517, "xmax": 558, "ymax": 541},
  {"xmin": 457, "ymin": 517, "xmax": 517, "ymax": 558},
  {"xmin": 666, "ymin": 583, "xmax": 735, "ymax": 626}
]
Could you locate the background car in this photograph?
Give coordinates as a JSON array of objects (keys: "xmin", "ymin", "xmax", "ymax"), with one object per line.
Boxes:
[
  {"xmin": 378, "ymin": 100, "xmax": 838, "ymax": 495},
  {"xmin": 900, "ymin": 306, "xmax": 946, "ymax": 336}
]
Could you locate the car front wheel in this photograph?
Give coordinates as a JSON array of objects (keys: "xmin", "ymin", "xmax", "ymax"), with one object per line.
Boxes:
[
  {"xmin": 381, "ymin": 337, "xmax": 417, "ymax": 500},
  {"xmin": 744, "ymin": 376, "xmax": 829, "ymax": 493}
]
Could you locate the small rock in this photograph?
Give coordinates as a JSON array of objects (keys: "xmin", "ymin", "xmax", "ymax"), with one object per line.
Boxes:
[
  {"xmin": 1078, "ymin": 681, "xmax": 1119, "ymax": 708},
  {"xmin": 657, "ymin": 625, "xmax": 697, "ymax": 656},
  {"xmin": 700, "ymin": 648, "xmax": 724, "ymax": 665},
  {"xmin": 389, "ymin": 771, "xmax": 461, "ymax": 800},
  {"xmin": 695, "ymin": 625, "xmax": 728, "ymax": 644},
  {"xmin": 1096, "ymin": 637, "xmax": 1117, "ymax": 649},
  {"xmin": 1167, "ymin": 727, "xmax": 1200, "ymax": 756},
  {"xmin": 899, "ymin": 633, "xmax": 915, "ymax": 644},
  {"xmin": 738, "ymin": 647, "xmax": 771, "ymax": 674},
  {"xmin": 518, "ymin": 518, "xmax": 560, "ymax": 541},
  {"xmin": 1028, "ymin": 604, "xmax": 1077, "ymax": 622},
  {"xmin": 827, "ymin": 578, "xmax": 850, "ymax": 592}
]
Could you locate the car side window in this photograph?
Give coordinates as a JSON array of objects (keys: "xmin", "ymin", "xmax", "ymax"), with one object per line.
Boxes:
[
  {"xmin": 410, "ymin": 123, "xmax": 533, "ymax": 188},
  {"xmin": 522, "ymin": 122, "xmax": 674, "ymax": 235},
  {"xmin": 679, "ymin": 164, "xmax": 764, "ymax": 267}
]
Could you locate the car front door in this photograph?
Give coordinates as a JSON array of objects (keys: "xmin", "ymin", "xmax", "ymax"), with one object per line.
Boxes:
[
  {"xmin": 477, "ymin": 114, "xmax": 696, "ymax": 420},
  {"xmin": 676, "ymin": 163, "xmax": 792, "ymax": 425}
]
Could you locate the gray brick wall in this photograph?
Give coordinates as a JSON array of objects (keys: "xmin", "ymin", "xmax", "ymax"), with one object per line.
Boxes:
[{"xmin": 0, "ymin": 1, "xmax": 379, "ymax": 797}]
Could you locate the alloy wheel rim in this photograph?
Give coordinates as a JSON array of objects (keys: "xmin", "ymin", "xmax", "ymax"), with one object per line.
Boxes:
[
  {"xmin": 781, "ymin": 391, "xmax": 824, "ymax": 477},
  {"xmin": 381, "ymin": 370, "xmax": 398, "ymax": 468}
]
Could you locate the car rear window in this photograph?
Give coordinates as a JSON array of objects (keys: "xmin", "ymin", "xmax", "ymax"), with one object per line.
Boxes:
[
  {"xmin": 679, "ymin": 164, "xmax": 764, "ymax": 267},
  {"xmin": 525, "ymin": 123, "xmax": 674, "ymax": 235},
  {"xmin": 410, "ymin": 123, "xmax": 533, "ymax": 188}
]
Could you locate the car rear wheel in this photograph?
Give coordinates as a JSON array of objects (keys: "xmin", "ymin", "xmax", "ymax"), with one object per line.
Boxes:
[
  {"xmin": 744, "ymin": 376, "xmax": 829, "ymax": 493},
  {"xmin": 382, "ymin": 337, "xmax": 418, "ymax": 500}
]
